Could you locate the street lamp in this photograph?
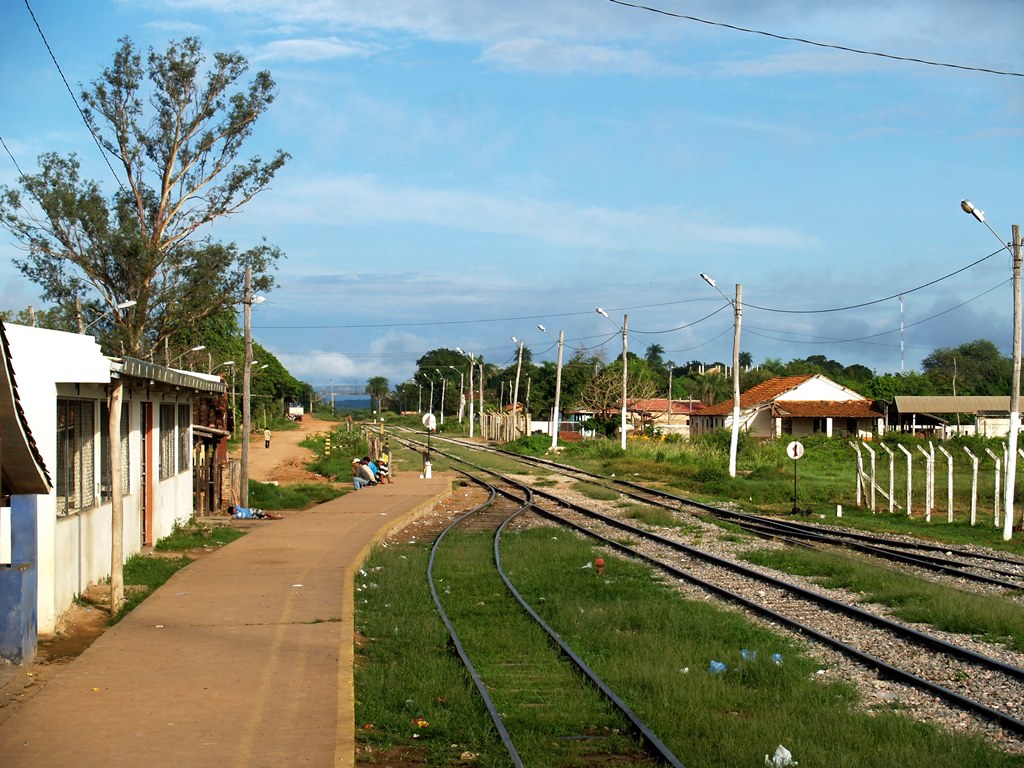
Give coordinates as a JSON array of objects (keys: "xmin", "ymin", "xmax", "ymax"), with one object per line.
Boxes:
[
  {"xmin": 171, "ymin": 344, "xmax": 206, "ymax": 368},
  {"xmin": 596, "ymin": 308, "xmax": 628, "ymax": 450},
  {"xmin": 239, "ymin": 263, "xmax": 265, "ymax": 509},
  {"xmin": 435, "ymin": 368, "xmax": 447, "ymax": 425},
  {"xmin": 700, "ymin": 276, "xmax": 741, "ymax": 479},
  {"xmin": 83, "ymin": 299, "xmax": 137, "ymax": 333},
  {"xmin": 701, "ymin": 273, "xmax": 743, "ymax": 479},
  {"xmin": 456, "ymin": 348, "xmax": 477, "ymax": 438},
  {"xmin": 511, "ymin": 336, "xmax": 524, "ymax": 436},
  {"xmin": 962, "ymin": 200, "xmax": 1022, "ymax": 541},
  {"xmin": 538, "ymin": 324, "xmax": 565, "ymax": 450},
  {"xmin": 449, "ymin": 365, "xmax": 466, "ymax": 424}
]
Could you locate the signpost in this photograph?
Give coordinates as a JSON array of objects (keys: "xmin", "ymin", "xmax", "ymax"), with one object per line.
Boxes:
[
  {"xmin": 787, "ymin": 440, "xmax": 805, "ymax": 514},
  {"xmin": 422, "ymin": 413, "xmax": 437, "ymax": 478}
]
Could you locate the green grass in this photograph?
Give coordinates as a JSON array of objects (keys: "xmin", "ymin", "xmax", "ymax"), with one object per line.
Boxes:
[
  {"xmin": 527, "ymin": 433, "xmax": 1024, "ymax": 557},
  {"xmin": 742, "ymin": 546, "xmax": 1024, "ymax": 652},
  {"xmin": 155, "ymin": 518, "xmax": 246, "ymax": 550},
  {"xmin": 355, "ymin": 524, "xmax": 1024, "ymax": 767},
  {"xmin": 247, "ymin": 479, "xmax": 346, "ymax": 510},
  {"xmin": 571, "ymin": 481, "xmax": 620, "ymax": 501},
  {"xmin": 111, "ymin": 553, "xmax": 193, "ymax": 624}
]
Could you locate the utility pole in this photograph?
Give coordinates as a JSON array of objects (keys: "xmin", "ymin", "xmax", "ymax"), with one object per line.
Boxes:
[
  {"xmin": 1006, "ymin": 224, "xmax": 1021, "ymax": 541},
  {"xmin": 620, "ymin": 314, "xmax": 628, "ymax": 450},
  {"xmin": 729, "ymin": 285, "xmax": 742, "ymax": 478},
  {"xmin": 552, "ymin": 329, "xmax": 564, "ymax": 450},
  {"xmin": 240, "ymin": 267, "xmax": 253, "ymax": 508}
]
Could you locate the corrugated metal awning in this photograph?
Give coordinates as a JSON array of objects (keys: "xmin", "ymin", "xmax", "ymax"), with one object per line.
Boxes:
[
  {"xmin": 113, "ymin": 357, "xmax": 226, "ymax": 394},
  {"xmin": 894, "ymin": 396, "xmax": 1011, "ymax": 414}
]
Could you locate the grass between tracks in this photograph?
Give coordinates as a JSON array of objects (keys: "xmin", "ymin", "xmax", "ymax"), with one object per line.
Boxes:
[
  {"xmin": 356, "ymin": 524, "xmax": 1024, "ymax": 768},
  {"xmin": 742, "ymin": 547, "xmax": 1024, "ymax": 653}
]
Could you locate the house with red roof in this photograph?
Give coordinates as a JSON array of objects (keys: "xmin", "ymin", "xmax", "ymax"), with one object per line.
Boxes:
[{"xmin": 689, "ymin": 374, "xmax": 886, "ymax": 440}]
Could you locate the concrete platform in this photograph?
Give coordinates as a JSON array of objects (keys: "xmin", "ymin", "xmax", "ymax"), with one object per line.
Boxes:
[{"xmin": 0, "ymin": 474, "xmax": 453, "ymax": 768}]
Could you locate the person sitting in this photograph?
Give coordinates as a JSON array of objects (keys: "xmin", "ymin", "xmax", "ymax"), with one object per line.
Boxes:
[
  {"xmin": 226, "ymin": 504, "xmax": 283, "ymax": 520},
  {"xmin": 363, "ymin": 456, "xmax": 381, "ymax": 482},
  {"xmin": 352, "ymin": 458, "xmax": 376, "ymax": 489},
  {"xmin": 378, "ymin": 449, "xmax": 393, "ymax": 484}
]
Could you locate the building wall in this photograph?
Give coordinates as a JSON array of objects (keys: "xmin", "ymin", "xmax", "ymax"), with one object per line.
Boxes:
[
  {"xmin": 5, "ymin": 324, "xmax": 196, "ymax": 634},
  {"xmin": 776, "ymin": 377, "xmax": 863, "ymax": 402}
]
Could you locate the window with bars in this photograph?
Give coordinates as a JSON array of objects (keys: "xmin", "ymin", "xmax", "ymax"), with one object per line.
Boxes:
[
  {"xmin": 100, "ymin": 404, "xmax": 131, "ymax": 500},
  {"xmin": 56, "ymin": 399, "xmax": 96, "ymax": 516},
  {"xmin": 178, "ymin": 404, "xmax": 191, "ymax": 473},
  {"xmin": 159, "ymin": 403, "xmax": 176, "ymax": 480}
]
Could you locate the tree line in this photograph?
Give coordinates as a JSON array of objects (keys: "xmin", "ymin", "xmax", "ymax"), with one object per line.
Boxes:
[{"xmin": 370, "ymin": 338, "xmax": 1014, "ymax": 430}]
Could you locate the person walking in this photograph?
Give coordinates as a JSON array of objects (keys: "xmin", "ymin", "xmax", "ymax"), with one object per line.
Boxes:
[{"xmin": 264, "ymin": 428, "xmax": 272, "ymax": 449}]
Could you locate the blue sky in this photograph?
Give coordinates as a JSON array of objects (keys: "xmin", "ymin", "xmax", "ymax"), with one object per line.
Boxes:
[{"xmin": 2, "ymin": 0, "xmax": 1022, "ymax": 388}]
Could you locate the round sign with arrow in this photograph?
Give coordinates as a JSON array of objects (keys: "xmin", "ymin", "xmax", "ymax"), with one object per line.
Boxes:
[
  {"xmin": 422, "ymin": 413, "xmax": 437, "ymax": 431},
  {"xmin": 787, "ymin": 441, "xmax": 805, "ymax": 460}
]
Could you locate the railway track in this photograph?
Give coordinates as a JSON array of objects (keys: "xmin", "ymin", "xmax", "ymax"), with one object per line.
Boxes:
[
  {"xmin": 422, "ymin": 431, "xmax": 1024, "ymax": 593},
  {"xmin": 399, "ymin": 434, "xmax": 1024, "ymax": 746},
  {"xmin": 426, "ymin": 470, "xmax": 685, "ymax": 767}
]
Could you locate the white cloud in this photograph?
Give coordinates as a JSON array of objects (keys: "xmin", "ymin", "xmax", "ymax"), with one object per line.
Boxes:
[
  {"xmin": 480, "ymin": 39, "xmax": 676, "ymax": 75},
  {"xmin": 253, "ymin": 37, "xmax": 383, "ymax": 63},
  {"xmin": 270, "ymin": 174, "xmax": 820, "ymax": 253}
]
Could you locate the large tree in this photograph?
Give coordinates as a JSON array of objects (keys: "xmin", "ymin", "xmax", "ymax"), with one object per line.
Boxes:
[
  {"xmin": 0, "ymin": 36, "xmax": 288, "ymax": 613},
  {"xmin": 0, "ymin": 36, "xmax": 288, "ymax": 356},
  {"xmin": 922, "ymin": 339, "xmax": 1012, "ymax": 396}
]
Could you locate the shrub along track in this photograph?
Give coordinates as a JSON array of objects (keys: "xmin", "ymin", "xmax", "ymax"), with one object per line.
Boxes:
[{"xmin": 404, "ymin": 434, "xmax": 1024, "ymax": 751}]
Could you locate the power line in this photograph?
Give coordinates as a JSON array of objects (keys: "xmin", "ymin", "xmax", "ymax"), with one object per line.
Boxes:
[
  {"xmin": 608, "ymin": 0, "xmax": 1024, "ymax": 78},
  {"xmin": 22, "ymin": 0, "xmax": 125, "ymax": 191},
  {"xmin": 743, "ymin": 280, "xmax": 1008, "ymax": 349},
  {"xmin": 744, "ymin": 247, "xmax": 1003, "ymax": 314}
]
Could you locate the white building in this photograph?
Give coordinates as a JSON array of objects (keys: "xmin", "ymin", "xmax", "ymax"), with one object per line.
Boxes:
[{"xmin": 1, "ymin": 322, "xmax": 224, "ymax": 650}]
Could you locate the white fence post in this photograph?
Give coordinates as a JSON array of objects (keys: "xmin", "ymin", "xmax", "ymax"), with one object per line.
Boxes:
[
  {"xmin": 880, "ymin": 443, "xmax": 896, "ymax": 514},
  {"xmin": 964, "ymin": 447, "xmax": 979, "ymax": 526},
  {"xmin": 862, "ymin": 442, "xmax": 877, "ymax": 513},
  {"xmin": 916, "ymin": 445, "xmax": 932, "ymax": 522},
  {"xmin": 897, "ymin": 444, "xmax": 913, "ymax": 516},
  {"xmin": 937, "ymin": 445, "xmax": 954, "ymax": 523},
  {"xmin": 985, "ymin": 447, "xmax": 1002, "ymax": 528},
  {"xmin": 850, "ymin": 441, "xmax": 864, "ymax": 508}
]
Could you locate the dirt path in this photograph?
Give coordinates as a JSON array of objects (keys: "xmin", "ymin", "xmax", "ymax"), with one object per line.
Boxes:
[{"xmin": 242, "ymin": 416, "xmax": 339, "ymax": 485}]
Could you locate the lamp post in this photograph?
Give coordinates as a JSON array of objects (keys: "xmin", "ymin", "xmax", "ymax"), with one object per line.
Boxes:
[
  {"xmin": 240, "ymin": 263, "xmax": 266, "ymax": 509},
  {"xmin": 510, "ymin": 336, "xmax": 525, "ymax": 438},
  {"xmin": 596, "ymin": 308, "xmax": 628, "ymax": 450},
  {"xmin": 83, "ymin": 299, "xmax": 137, "ymax": 333},
  {"xmin": 961, "ymin": 200, "xmax": 1021, "ymax": 541},
  {"xmin": 538, "ymin": 325, "xmax": 564, "ymax": 450},
  {"xmin": 456, "ymin": 349, "xmax": 476, "ymax": 438},
  {"xmin": 171, "ymin": 344, "xmax": 206, "ymax": 368},
  {"xmin": 435, "ymin": 369, "xmax": 447, "ymax": 425},
  {"xmin": 449, "ymin": 365, "xmax": 466, "ymax": 423},
  {"xmin": 700, "ymin": 273, "xmax": 742, "ymax": 478}
]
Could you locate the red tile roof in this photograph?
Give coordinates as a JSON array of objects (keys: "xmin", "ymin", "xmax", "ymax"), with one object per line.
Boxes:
[
  {"xmin": 773, "ymin": 400, "xmax": 884, "ymax": 418},
  {"xmin": 698, "ymin": 375, "xmax": 815, "ymax": 416}
]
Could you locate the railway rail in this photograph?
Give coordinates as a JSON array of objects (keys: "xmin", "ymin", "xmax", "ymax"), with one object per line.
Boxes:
[
  {"xmin": 425, "ymin": 467, "xmax": 686, "ymax": 767},
  {"xmin": 398, "ymin": 433, "xmax": 1024, "ymax": 745}
]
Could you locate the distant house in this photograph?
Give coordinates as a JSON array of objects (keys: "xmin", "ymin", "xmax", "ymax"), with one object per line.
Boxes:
[
  {"xmin": 0, "ymin": 322, "xmax": 224, "ymax": 663},
  {"xmin": 689, "ymin": 374, "xmax": 886, "ymax": 439},
  {"xmin": 626, "ymin": 398, "xmax": 704, "ymax": 437}
]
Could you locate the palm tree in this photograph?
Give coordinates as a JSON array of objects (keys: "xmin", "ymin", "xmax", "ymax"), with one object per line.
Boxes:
[
  {"xmin": 645, "ymin": 343, "xmax": 665, "ymax": 369},
  {"xmin": 366, "ymin": 376, "xmax": 390, "ymax": 414}
]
